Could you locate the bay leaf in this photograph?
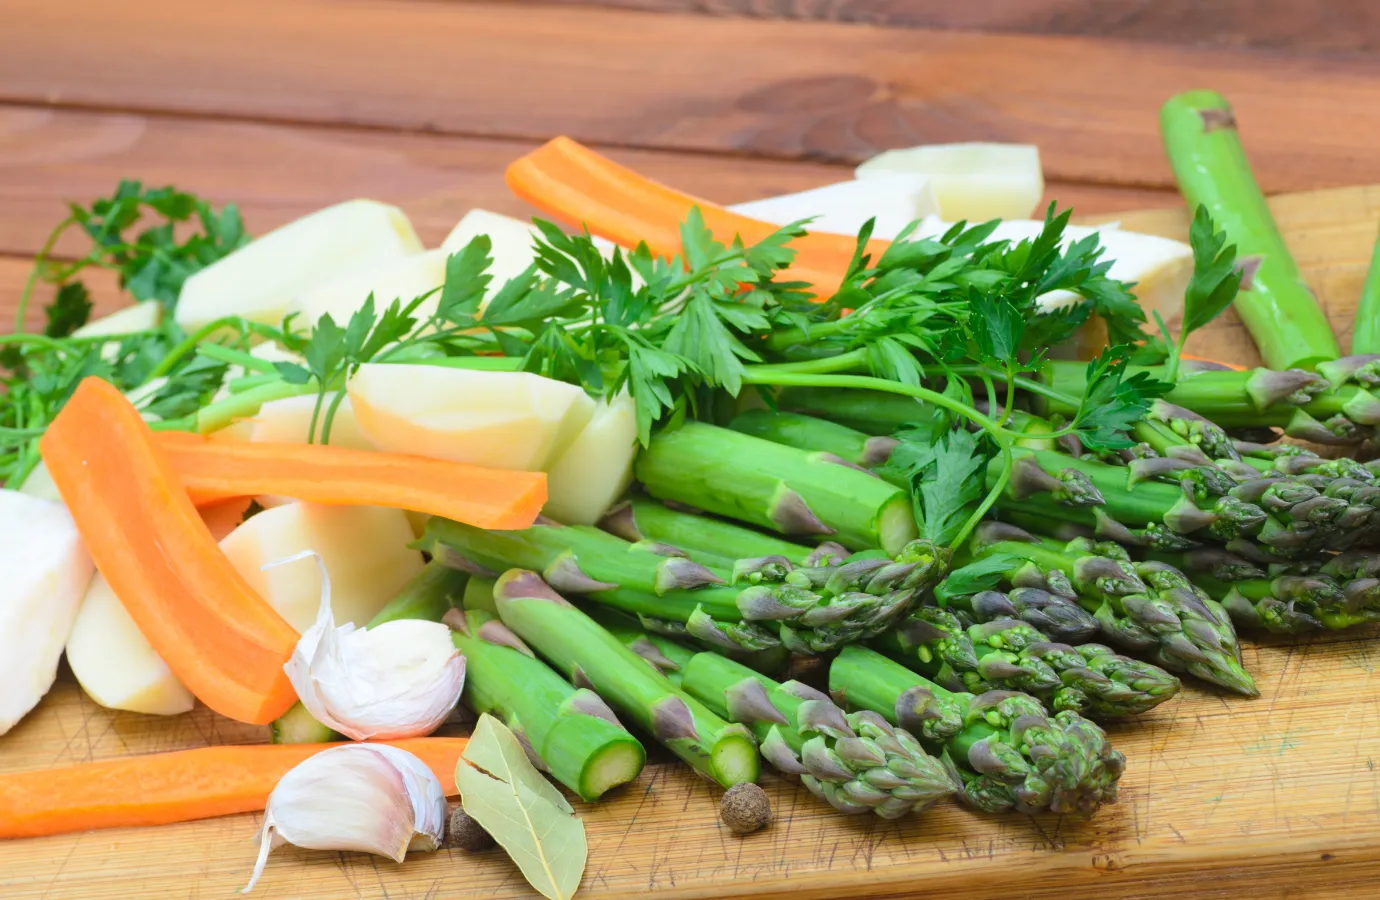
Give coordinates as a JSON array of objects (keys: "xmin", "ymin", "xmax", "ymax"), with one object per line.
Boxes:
[{"xmin": 455, "ymin": 713, "xmax": 586, "ymax": 900}]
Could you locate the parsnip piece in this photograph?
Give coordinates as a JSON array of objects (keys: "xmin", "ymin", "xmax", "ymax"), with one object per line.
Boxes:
[
  {"xmin": 347, "ymin": 364, "xmax": 595, "ymax": 471},
  {"xmin": 727, "ymin": 175, "xmax": 940, "ymax": 240},
  {"xmin": 0, "ymin": 491, "xmax": 95, "ymax": 735},
  {"xmin": 287, "ymin": 249, "xmax": 447, "ymax": 330},
  {"xmin": 441, "ymin": 210, "xmax": 540, "ymax": 308},
  {"xmin": 73, "ymin": 301, "xmax": 161, "ymax": 337},
  {"xmin": 543, "ymin": 392, "xmax": 639, "ymax": 525},
  {"xmin": 857, "ymin": 144, "xmax": 1044, "ymax": 221},
  {"xmin": 219, "ymin": 502, "xmax": 424, "ymax": 633},
  {"xmin": 65, "ymin": 573, "xmax": 195, "ymax": 717},
  {"xmin": 249, "ymin": 395, "xmax": 376, "ymax": 450},
  {"xmin": 175, "ymin": 200, "xmax": 423, "ymax": 333}
]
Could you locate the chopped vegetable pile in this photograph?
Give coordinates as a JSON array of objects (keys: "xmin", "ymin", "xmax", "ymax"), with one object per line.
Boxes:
[{"xmin": 1, "ymin": 89, "xmax": 1378, "ymax": 898}]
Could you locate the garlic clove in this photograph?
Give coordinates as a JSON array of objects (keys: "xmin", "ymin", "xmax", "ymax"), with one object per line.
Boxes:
[
  {"xmin": 244, "ymin": 743, "xmax": 444, "ymax": 893},
  {"xmin": 275, "ymin": 551, "xmax": 466, "ymax": 741}
]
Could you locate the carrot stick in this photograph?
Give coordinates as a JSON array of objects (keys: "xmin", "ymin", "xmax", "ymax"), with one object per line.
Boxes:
[
  {"xmin": 156, "ymin": 435, "xmax": 547, "ymax": 531},
  {"xmin": 40, "ymin": 378, "xmax": 300, "ymax": 725},
  {"xmin": 505, "ymin": 136, "xmax": 890, "ymax": 298},
  {"xmin": 0, "ymin": 738, "xmax": 468, "ymax": 839}
]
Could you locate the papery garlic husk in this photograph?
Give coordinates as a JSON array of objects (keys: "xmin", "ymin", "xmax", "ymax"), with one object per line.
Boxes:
[
  {"xmin": 274, "ymin": 551, "xmax": 466, "ymax": 741},
  {"xmin": 243, "ymin": 744, "xmax": 447, "ymax": 893}
]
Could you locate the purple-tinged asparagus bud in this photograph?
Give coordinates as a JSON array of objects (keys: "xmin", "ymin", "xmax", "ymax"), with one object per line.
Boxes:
[
  {"xmin": 1344, "ymin": 578, "xmax": 1380, "ymax": 612},
  {"xmin": 861, "ymin": 436, "xmax": 901, "ymax": 468},
  {"xmin": 1008, "ymin": 561, "xmax": 1050, "ymax": 591},
  {"xmin": 802, "ymin": 541, "xmax": 850, "ymax": 567},
  {"xmin": 768, "ymin": 486, "xmax": 836, "ymax": 536},
  {"xmin": 729, "ymin": 555, "xmax": 792, "ymax": 585},
  {"xmin": 816, "ymin": 451, "xmax": 873, "ymax": 475},
  {"xmin": 597, "ymin": 501, "xmax": 643, "ymax": 542},
  {"xmin": 724, "ymin": 678, "xmax": 789, "ymax": 726},
  {"xmin": 653, "ymin": 557, "xmax": 725, "ymax": 594},
  {"xmin": 543, "ymin": 552, "xmax": 620, "ymax": 594},
  {"xmin": 1231, "ymin": 477, "xmax": 1317, "ymax": 508},
  {"xmin": 1288, "ymin": 495, "xmax": 1349, "ymax": 526},
  {"xmin": 632, "ymin": 540, "xmax": 690, "ymax": 559},
  {"xmin": 800, "ymin": 737, "xmax": 855, "ymax": 782},
  {"xmin": 970, "ymin": 590, "xmax": 1019, "ymax": 620},
  {"xmin": 974, "ymin": 520, "xmax": 1039, "ymax": 548},
  {"xmin": 650, "ymin": 695, "xmax": 703, "ymax": 743},
  {"xmin": 1317, "ymin": 354, "xmax": 1380, "ymax": 388},
  {"xmin": 1074, "ymin": 556, "xmax": 1144, "ymax": 595},
  {"xmin": 1245, "ymin": 367, "xmax": 1328, "ymax": 410},
  {"xmin": 1176, "ymin": 548, "xmax": 1266, "ymax": 581},
  {"xmin": 796, "ymin": 698, "xmax": 853, "ymax": 739},
  {"xmin": 434, "ymin": 545, "xmax": 499, "ymax": 578},
  {"xmin": 1092, "ymin": 508, "xmax": 1147, "ymax": 546},
  {"xmin": 477, "ymin": 619, "xmax": 537, "ymax": 656},
  {"xmin": 759, "ymin": 727, "xmax": 808, "ymax": 775},
  {"xmin": 494, "ymin": 569, "xmax": 576, "ymax": 607},
  {"xmin": 441, "ymin": 608, "xmax": 470, "ymax": 636},
  {"xmin": 1217, "ymin": 459, "xmax": 1265, "ymax": 481},
  {"xmin": 1342, "ymin": 389, "xmax": 1380, "ymax": 426},
  {"xmin": 1285, "ymin": 409, "xmax": 1360, "ymax": 445},
  {"xmin": 571, "ymin": 666, "xmax": 595, "ymax": 691},
  {"xmin": 1164, "ymin": 444, "xmax": 1215, "ymax": 466},
  {"xmin": 1164, "ymin": 495, "xmax": 1219, "ymax": 533},
  {"xmin": 567, "ymin": 690, "xmax": 625, "ymax": 727},
  {"xmin": 1127, "ymin": 456, "xmax": 1198, "ymax": 488},
  {"xmin": 1009, "ymin": 456, "xmax": 1105, "ymax": 506},
  {"xmin": 624, "ymin": 636, "xmax": 679, "ymax": 674}
]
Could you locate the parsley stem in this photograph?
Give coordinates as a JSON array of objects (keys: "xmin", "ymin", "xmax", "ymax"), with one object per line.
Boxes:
[
  {"xmin": 0, "ymin": 333, "xmax": 79, "ymax": 353},
  {"xmin": 743, "ymin": 348, "xmax": 869, "ymax": 378},
  {"xmin": 145, "ymin": 316, "xmax": 251, "ymax": 382},
  {"xmin": 15, "ymin": 215, "xmax": 77, "ymax": 333},
  {"xmin": 196, "ymin": 343, "xmax": 276, "ymax": 373}
]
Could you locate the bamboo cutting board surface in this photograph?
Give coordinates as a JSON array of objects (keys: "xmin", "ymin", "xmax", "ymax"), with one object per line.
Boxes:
[{"xmin": 2, "ymin": 183, "xmax": 1380, "ymax": 900}]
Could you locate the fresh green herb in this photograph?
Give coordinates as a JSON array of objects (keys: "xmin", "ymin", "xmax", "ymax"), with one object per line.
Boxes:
[
  {"xmin": 934, "ymin": 552, "xmax": 1026, "ymax": 601},
  {"xmin": 1162, "ymin": 205, "xmax": 1243, "ymax": 382}
]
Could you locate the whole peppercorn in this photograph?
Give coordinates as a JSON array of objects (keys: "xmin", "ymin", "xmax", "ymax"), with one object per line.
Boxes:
[
  {"xmin": 446, "ymin": 806, "xmax": 496, "ymax": 851},
  {"xmin": 719, "ymin": 783, "xmax": 771, "ymax": 835}
]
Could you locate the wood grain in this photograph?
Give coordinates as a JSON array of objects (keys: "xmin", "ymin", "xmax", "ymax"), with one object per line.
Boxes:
[
  {"xmin": 6, "ymin": 0, "xmax": 1380, "ymax": 192},
  {"xmin": 0, "ymin": 105, "xmax": 1171, "ymax": 261},
  {"xmin": 2, "ymin": 185, "xmax": 1379, "ymax": 899},
  {"xmin": 533, "ymin": 0, "xmax": 1380, "ymax": 54}
]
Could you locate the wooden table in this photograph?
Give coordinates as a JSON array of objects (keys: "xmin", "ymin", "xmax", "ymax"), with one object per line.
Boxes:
[{"xmin": 4, "ymin": 3, "xmax": 1380, "ymax": 898}]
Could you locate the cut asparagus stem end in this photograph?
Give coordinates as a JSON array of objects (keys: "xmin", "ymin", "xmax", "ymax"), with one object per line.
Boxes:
[
  {"xmin": 712, "ymin": 732, "xmax": 766, "ymax": 788},
  {"xmin": 582, "ymin": 741, "xmax": 647, "ymax": 799},
  {"xmin": 878, "ymin": 497, "xmax": 920, "ymax": 556}
]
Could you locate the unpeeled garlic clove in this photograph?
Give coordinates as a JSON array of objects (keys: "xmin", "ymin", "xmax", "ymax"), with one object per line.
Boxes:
[
  {"xmin": 243, "ymin": 744, "xmax": 447, "ymax": 893},
  {"xmin": 273, "ymin": 551, "xmax": 466, "ymax": 741}
]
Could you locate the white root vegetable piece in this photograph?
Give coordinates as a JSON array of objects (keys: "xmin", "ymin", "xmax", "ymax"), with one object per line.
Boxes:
[
  {"xmin": 857, "ymin": 143, "xmax": 1044, "ymax": 221},
  {"xmin": 219, "ymin": 502, "xmax": 423, "ymax": 633},
  {"xmin": 347, "ymin": 364, "xmax": 595, "ymax": 471},
  {"xmin": 441, "ymin": 210, "xmax": 540, "ymax": 309},
  {"xmin": 65, "ymin": 573, "xmax": 195, "ymax": 717},
  {"xmin": 73, "ymin": 301, "xmax": 161, "ymax": 337},
  {"xmin": 0, "ymin": 490, "xmax": 95, "ymax": 735},
  {"xmin": 17, "ymin": 460, "xmax": 62, "ymax": 503},
  {"xmin": 286, "ymin": 249, "xmax": 447, "ymax": 329},
  {"xmin": 726, "ymin": 175, "xmax": 940, "ymax": 240},
  {"xmin": 543, "ymin": 392, "xmax": 639, "ymax": 525},
  {"xmin": 175, "ymin": 200, "xmax": 423, "ymax": 333},
  {"xmin": 249, "ymin": 395, "xmax": 376, "ymax": 450}
]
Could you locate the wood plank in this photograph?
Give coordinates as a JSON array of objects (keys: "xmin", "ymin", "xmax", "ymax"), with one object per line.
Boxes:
[
  {"xmin": 533, "ymin": 0, "xmax": 1380, "ymax": 55},
  {"xmin": 2, "ymin": 185, "xmax": 1379, "ymax": 899},
  {"xmin": 0, "ymin": 105, "xmax": 1173, "ymax": 260},
  {"xmin": 5, "ymin": 0, "xmax": 1380, "ymax": 192}
]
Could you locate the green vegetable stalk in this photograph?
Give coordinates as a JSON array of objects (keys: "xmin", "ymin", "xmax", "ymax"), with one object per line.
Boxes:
[
  {"xmin": 873, "ymin": 605, "xmax": 1180, "ymax": 718},
  {"xmin": 423, "ymin": 517, "xmax": 942, "ymax": 655},
  {"xmin": 271, "ymin": 561, "xmax": 468, "ymax": 744},
  {"xmin": 728, "ymin": 409, "xmax": 899, "ymax": 469},
  {"xmin": 446, "ymin": 607, "xmax": 646, "ymax": 800},
  {"xmin": 491, "ymin": 569, "xmax": 760, "ymax": 789},
  {"xmin": 1160, "ymin": 90, "xmax": 1340, "ymax": 370},
  {"xmin": 634, "ymin": 422, "xmax": 919, "ymax": 554},
  {"xmin": 599, "ymin": 497, "xmax": 849, "ymax": 570},
  {"xmin": 829, "ymin": 646, "xmax": 1126, "ymax": 817},
  {"xmin": 1352, "ymin": 222, "xmax": 1380, "ymax": 355},
  {"xmin": 776, "ymin": 385, "xmax": 948, "ymax": 437}
]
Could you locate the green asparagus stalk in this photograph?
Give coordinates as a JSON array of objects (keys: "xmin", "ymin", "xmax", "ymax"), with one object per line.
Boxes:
[
  {"xmin": 445, "ymin": 608, "xmax": 646, "ymax": 800},
  {"xmin": 776, "ymin": 385, "xmax": 948, "ymax": 437},
  {"xmin": 490, "ymin": 569, "xmax": 760, "ymax": 788},
  {"xmin": 729, "ymin": 410, "xmax": 900, "ymax": 469},
  {"xmin": 1042, "ymin": 360, "xmax": 1380, "ymax": 446},
  {"xmin": 1190, "ymin": 571, "xmax": 1380, "ymax": 634},
  {"xmin": 942, "ymin": 586, "xmax": 1100, "ymax": 644},
  {"xmin": 270, "ymin": 561, "xmax": 468, "ymax": 744},
  {"xmin": 635, "ymin": 422, "xmax": 919, "ymax": 554},
  {"xmin": 1160, "ymin": 90, "xmax": 1340, "ymax": 370},
  {"xmin": 875, "ymin": 605, "xmax": 1180, "ymax": 718},
  {"xmin": 600, "ymin": 497, "xmax": 850, "ymax": 570},
  {"xmin": 423, "ymin": 516, "xmax": 942, "ymax": 655},
  {"xmin": 970, "ymin": 523, "xmax": 1257, "ymax": 695},
  {"xmin": 829, "ymin": 646, "xmax": 1125, "ymax": 817},
  {"xmin": 1355, "ymin": 223, "xmax": 1380, "ymax": 355}
]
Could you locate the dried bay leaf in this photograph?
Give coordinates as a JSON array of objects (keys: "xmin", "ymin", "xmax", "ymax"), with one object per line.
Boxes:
[{"xmin": 454, "ymin": 713, "xmax": 586, "ymax": 900}]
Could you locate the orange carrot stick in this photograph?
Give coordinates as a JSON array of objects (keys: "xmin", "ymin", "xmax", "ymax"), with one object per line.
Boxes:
[
  {"xmin": 40, "ymin": 378, "xmax": 300, "ymax": 725},
  {"xmin": 0, "ymin": 738, "xmax": 468, "ymax": 839},
  {"xmin": 506, "ymin": 136, "xmax": 890, "ymax": 298},
  {"xmin": 1181, "ymin": 353, "xmax": 1247, "ymax": 372},
  {"xmin": 156, "ymin": 436, "xmax": 547, "ymax": 531}
]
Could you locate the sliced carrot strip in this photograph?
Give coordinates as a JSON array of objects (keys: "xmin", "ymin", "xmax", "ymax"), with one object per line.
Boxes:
[
  {"xmin": 506, "ymin": 136, "xmax": 890, "ymax": 298},
  {"xmin": 200, "ymin": 496, "xmax": 254, "ymax": 541},
  {"xmin": 156, "ymin": 436, "xmax": 547, "ymax": 531},
  {"xmin": 1181, "ymin": 353, "xmax": 1248, "ymax": 372},
  {"xmin": 0, "ymin": 738, "xmax": 468, "ymax": 839},
  {"xmin": 40, "ymin": 378, "xmax": 300, "ymax": 725}
]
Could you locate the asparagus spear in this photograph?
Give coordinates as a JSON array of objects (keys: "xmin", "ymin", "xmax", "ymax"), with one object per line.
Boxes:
[
  {"xmin": 610, "ymin": 625, "xmax": 957, "ymax": 818},
  {"xmin": 490, "ymin": 569, "xmax": 760, "ymax": 788},
  {"xmin": 1160, "ymin": 90, "xmax": 1340, "ymax": 370},
  {"xmin": 270, "ymin": 561, "xmax": 468, "ymax": 744},
  {"xmin": 634, "ymin": 422, "xmax": 919, "ymax": 553},
  {"xmin": 942, "ymin": 586, "xmax": 1101, "ymax": 644},
  {"xmin": 776, "ymin": 385, "xmax": 947, "ymax": 437},
  {"xmin": 970, "ymin": 523, "xmax": 1257, "ymax": 695},
  {"xmin": 423, "ymin": 517, "xmax": 942, "ymax": 655},
  {"xmin": 445, "ymin": 608, "xmax": 646, "ymax": 800},
  {"xmin": 729, "ymin": 410, "xmax": 899, "ymax": 469},
  {"xmin": 600, "ymin": 497, "xmax": 850, "ymax": 570},
  {"xmin": 1191, "ymin": 572, "xmax": 1380, "ymax": 634},
  {"xmin": 875, "ymin": 606, "xmax": 1180, "ymax": 718},
  {"xmin": 829, "ymin": 646, "xmax": 1125, "ymax": 817}
]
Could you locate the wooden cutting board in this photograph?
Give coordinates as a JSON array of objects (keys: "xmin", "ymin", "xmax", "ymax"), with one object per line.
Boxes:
[{"xmin": 2, "ymin": 184, "xmax": 1379, "ymax": 900}]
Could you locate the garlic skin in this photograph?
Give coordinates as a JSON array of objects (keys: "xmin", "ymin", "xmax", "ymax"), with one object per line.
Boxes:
[
  {"xmin": 243, "ymin": 744, "xmax": 447, "ymax": 893},
  {"xmin": 275, "ymin": 551, "xmax": 466, "ymax": 741}
]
